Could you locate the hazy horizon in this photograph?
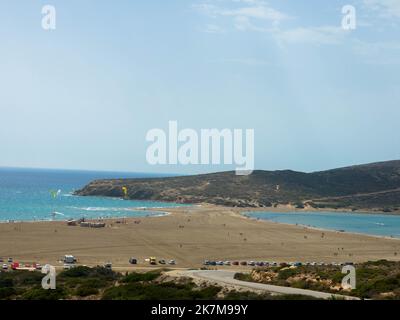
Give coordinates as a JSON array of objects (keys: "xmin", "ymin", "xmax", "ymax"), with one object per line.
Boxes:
[{"xmin": 1, "ymin": 157, "xmax": 399, "ymax": 176}]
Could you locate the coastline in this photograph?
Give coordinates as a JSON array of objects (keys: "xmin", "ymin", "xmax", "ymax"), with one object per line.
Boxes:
[
  {"xmin": 0, "ymin": 210, "xmax": 171, "ymax": 225},
  {"xmin": 240, "ymin": 211, "xmax": 400, "ymax": 242},
  {"xmin": 240, "ymin": 204, "xmax": 400, "ymax": 215}
]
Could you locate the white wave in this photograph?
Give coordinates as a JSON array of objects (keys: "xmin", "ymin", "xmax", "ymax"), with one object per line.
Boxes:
[{"xmin": 77, "ymin": 207, "xmax": 135, "ymax": 212}]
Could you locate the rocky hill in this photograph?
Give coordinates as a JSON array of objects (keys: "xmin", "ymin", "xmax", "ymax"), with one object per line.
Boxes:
[{"xmin": 75, "ymin": 160, "xmax": 400, "ymax": 211}]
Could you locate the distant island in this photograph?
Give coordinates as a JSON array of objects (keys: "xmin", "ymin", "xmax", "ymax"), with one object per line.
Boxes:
[{"xmin": 76, "ymin": 160, "xmax": 400, "ymax": 212}]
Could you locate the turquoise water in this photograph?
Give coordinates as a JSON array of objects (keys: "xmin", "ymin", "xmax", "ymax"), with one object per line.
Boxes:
[
  {"xmin": 245, "ymin": 211, "xmax": 400, "ymax": 238},
  {"xmin": 0, "ymin": 168, "xmax": 185, "ymax": 222}
]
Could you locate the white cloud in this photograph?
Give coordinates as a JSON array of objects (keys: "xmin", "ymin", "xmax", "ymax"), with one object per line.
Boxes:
[
  {"xmin": 274, "ymin": 26, "xmax": 348, "ymax": 45},
  {"xmin": 232, "ymin": 15, "xmax": 273, "ymax": 32},
  {"xmin": 193, "ymin": 1, "xmax": 349, "ymax": 46},
  {"xmin": 363, "ymin": 0, "xmax": 400, "ymax": 18},
  {"xmin": 192, "ymin": 3, "xmax": 219, "ymax": 17},
  {"xmin": 220, "ymin": 5, "xmax": 289, "ymax": 25},
  {"xmin": 201, "ymin": 24, "xmax": 226, "ymax": 33},
  {"xmin": 193, "ymin": 0, "xmax": 289, "ymax": 27}
]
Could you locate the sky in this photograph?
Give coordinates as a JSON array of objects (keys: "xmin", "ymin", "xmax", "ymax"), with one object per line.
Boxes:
[{"xmin": 0, "ymin": 0, "xmax": 399, "ymax": 174}]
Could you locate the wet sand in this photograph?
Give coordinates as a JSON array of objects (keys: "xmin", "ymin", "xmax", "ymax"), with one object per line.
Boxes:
[{"xmin": 1, "ymin": 205, "xmax": 399, "ymax": 268}]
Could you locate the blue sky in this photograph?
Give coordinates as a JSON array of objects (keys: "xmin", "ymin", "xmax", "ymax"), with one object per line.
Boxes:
[{"xmin": 0, "ymin": 0, "xmax": 399, "ymax": 174}]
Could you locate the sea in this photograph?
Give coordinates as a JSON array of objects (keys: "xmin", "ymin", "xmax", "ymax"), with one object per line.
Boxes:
[
  {"xmin": 245, "ymin": 211, "xmax": 400, "ymax": 238},
  {"xmin": 0, "ymin": 167, "xmax": 185, "ymax": 222}
]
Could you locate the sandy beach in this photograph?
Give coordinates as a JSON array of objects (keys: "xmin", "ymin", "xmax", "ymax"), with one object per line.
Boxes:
[{"xmin": 1, "ymin": 205, "xmax": 400, "ymax": 269}]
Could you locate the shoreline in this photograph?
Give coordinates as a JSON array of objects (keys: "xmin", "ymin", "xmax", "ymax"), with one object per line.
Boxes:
[
  {"xmin": 241, "ymin": 204, "xmax": 400, "ymax": 215},
  {"xmin": 0, "ymin": 210, "xmax": 170, "ymax": 225},
  {"xmin": 2, "ymin": 200, "xmax": 399, "ymax": 225},
  {"xmin": 240, "ymin": 211, "xmax": 400, "ymax": 242}
]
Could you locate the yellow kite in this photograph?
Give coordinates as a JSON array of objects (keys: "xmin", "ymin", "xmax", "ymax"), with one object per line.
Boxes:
[{"xmin": 122, "ymin": 187, "xmax": 128, "ymax": 197}]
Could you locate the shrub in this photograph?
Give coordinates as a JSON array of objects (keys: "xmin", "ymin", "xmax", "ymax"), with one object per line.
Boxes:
[
  {"xmin": 122, "ymin": 271, "xmax": 161, "ymax": 283},
  {"xmin": 59, "ymin": 266, "xmax": 119, "ymax": 281},
  {"xmin": 102, "ymin": 281, "xmax": 221, "ymax": 300},
  {"xmin": 22, "ymin": 287, "xmax": 67, "ymax": 300},
  {"xmin": 224, "ymin": 290, "xmax": 272, "ymax": 300},
  {"xmin": 0, "ymin": 278, "xmax": 13, "ymax": 288},
  {"xmin": 60, "ymin": 266, "xmax": 92, "ymax": 278},
  {"xmin": 18, "ymin": 271, "xmax": 44, "ymax": 286},
  {"xmin": 0, "ymin": 287, "xmax": 16, "ymax": 299},
  {"xmin": 233, "ymin": 273, "xmax": 252, "ymax": 282},
  {"xmin": 278, "ymin": 268, "xmax": 299, "ymax": 280},
  {"xmin": 75, "ymin": 285, "xmax": 99, "ymax": 297}
]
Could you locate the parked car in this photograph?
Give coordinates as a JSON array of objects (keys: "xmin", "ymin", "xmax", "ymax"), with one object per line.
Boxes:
[
  {"xmin": 248, "ymin": 261, "xmax": 255, "ymax": 266},
  {"xmin": 240, "ymin": 261, "xmax": 247, "ymax": 266},
  {"xmin": 63, "ymin": 255, "xmax": 76, "ymax": 264},
  {"xmin": 104, "ymin": 262, "xmax": 112, "ymax": 270},
  {"xmin": 216, "ymin": 261, "xmax": 224, "ymax": 266},
  {"xmin": 209, "ymin": 261, "xmax": 217, "ymax": 266},
  {"xmin": 11, "ymin": 262, "xmax": 19, "ymax": 270},
  {"xmin": 0, "ymin": 258, "xmax": 3, "ymax": 263},
  {"xmin": 129, "ymin": 257, "xmax": 138, "ymax": 265},
  {"xmin": 159, "ymin": 259, "xmax": 166, "ymax": 265},
  {"xmin": 168, "ymin": 260, "xmax": 176, "ymax": 265},
  {"xmin": 203, "ymin": 260, "xmax": 210, "ymax": 265},
  {"xmin": 232, "ymin": 261, "xmax": 239, "ymax": 266},
  {"xmin": 2, "ymin": 264, "xmax": 8, "ymax": 270},
  {"xmin": 7, "ymin": 258, "xmax": 13, "ymax": 263},
  {"xmin": 224, "ymin": 261, "xmax": 231, "ymax": 266},
  {"xmin": 34, "ymin": 263, "xmax": 42, "ymax": 270}
]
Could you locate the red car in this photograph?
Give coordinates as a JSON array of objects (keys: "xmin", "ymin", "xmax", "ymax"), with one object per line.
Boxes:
[{"xmin": 11, "ymin": 262, "xmax": 20, "ymax": 270}]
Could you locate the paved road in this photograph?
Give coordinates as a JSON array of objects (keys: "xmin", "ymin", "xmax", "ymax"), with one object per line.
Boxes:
[{"xmin": 176, "ymin": 270, "xmax": 359, "ymax": 300}]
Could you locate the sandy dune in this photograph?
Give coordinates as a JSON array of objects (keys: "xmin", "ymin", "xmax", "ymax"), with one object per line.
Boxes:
[{"xmin": 1, "ymin": 205, "xmax": 399, "ymax": 268}]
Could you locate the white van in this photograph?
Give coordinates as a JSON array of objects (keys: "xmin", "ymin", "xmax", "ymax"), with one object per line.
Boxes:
[{"xmin": 63, "ymin": 255, "xmax": 76, "ymax": 264}]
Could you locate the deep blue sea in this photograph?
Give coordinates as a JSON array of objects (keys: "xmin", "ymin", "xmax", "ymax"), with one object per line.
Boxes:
[
  {"xmin": 0, "ymin": 167, "xmax": 184, "ymax": 222},
  {"xmin": 245, "ymin": 211, "xmax": 400, "ymax": 238}
]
